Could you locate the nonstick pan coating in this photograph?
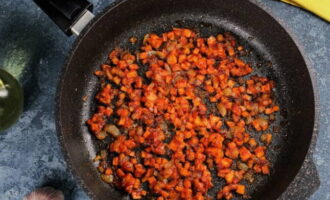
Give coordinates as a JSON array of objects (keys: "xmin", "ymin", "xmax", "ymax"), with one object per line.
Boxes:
[{"xmin": 56, "ymin": 0, "xmax": 316, "ymax": 199}]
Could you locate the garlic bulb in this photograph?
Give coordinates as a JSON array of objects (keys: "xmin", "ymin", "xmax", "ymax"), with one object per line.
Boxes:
[{"xmin": 23, "ymin": 187, "xmax": 64, "ymax": 200}]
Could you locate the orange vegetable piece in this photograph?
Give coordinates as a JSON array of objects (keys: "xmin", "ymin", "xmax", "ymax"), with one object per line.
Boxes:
[{"xmin": 236, "ymin": 184, "xmax": 245, "ymax": 195}]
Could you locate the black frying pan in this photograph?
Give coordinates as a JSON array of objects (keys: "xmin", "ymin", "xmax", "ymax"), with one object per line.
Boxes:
[{"xmin": 33, "ymin": 0, "xmax": 317, "ymax": 199}]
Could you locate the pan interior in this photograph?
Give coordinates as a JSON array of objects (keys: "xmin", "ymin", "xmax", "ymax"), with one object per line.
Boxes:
[{"xmin": 57, "ymin": 0, "xmax": 315, "ymax": 199}]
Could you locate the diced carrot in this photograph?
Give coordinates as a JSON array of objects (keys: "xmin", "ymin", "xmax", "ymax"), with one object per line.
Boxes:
[
  {"xmin": 225, "ymin": 170, "xmax": 235, "ymax": 184},
  {"xmin": 239, "ymin": 147, "xmax": 252, "ymax": 161},
  {"xmin": 236, "ymin": 184, "xmax": 245, "ymax": 195},
  {"xmin": 167, "ymin": 54, "xmax": 177, "ymax": 65},
  {"xmin": 90, "ymin": 28, "xmax": 278, "ymax": 200}
]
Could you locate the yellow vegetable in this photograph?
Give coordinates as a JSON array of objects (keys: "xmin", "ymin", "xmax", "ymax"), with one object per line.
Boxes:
[{"xmin": 281, "ymin": 0, "xmax": 330, "ymax": 22}]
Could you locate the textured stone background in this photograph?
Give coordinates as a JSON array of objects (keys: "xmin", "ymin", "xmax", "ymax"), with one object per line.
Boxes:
[{"xmin": 0, "ymin": 0, "xmax": 329, "ymax": 199}]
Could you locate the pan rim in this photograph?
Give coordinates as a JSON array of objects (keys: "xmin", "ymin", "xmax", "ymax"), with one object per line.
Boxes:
[
  {"xmin": 55, "ymin": 0, "xmax": 320, "ymax": 199},
  {"xmin": 248, "ymin": 0, "xmax": 320, "ymax": 198}
]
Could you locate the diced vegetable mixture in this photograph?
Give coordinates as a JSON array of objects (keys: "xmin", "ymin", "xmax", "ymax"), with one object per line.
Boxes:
[{"xmin": 87, "ymin": 28, "xmax": 279, "ymax": 200}]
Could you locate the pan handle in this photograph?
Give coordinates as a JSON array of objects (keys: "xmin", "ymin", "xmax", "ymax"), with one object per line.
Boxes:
[{"xmin": 33, "ymin": 0, "xmax": 94, "ymax": 36}]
